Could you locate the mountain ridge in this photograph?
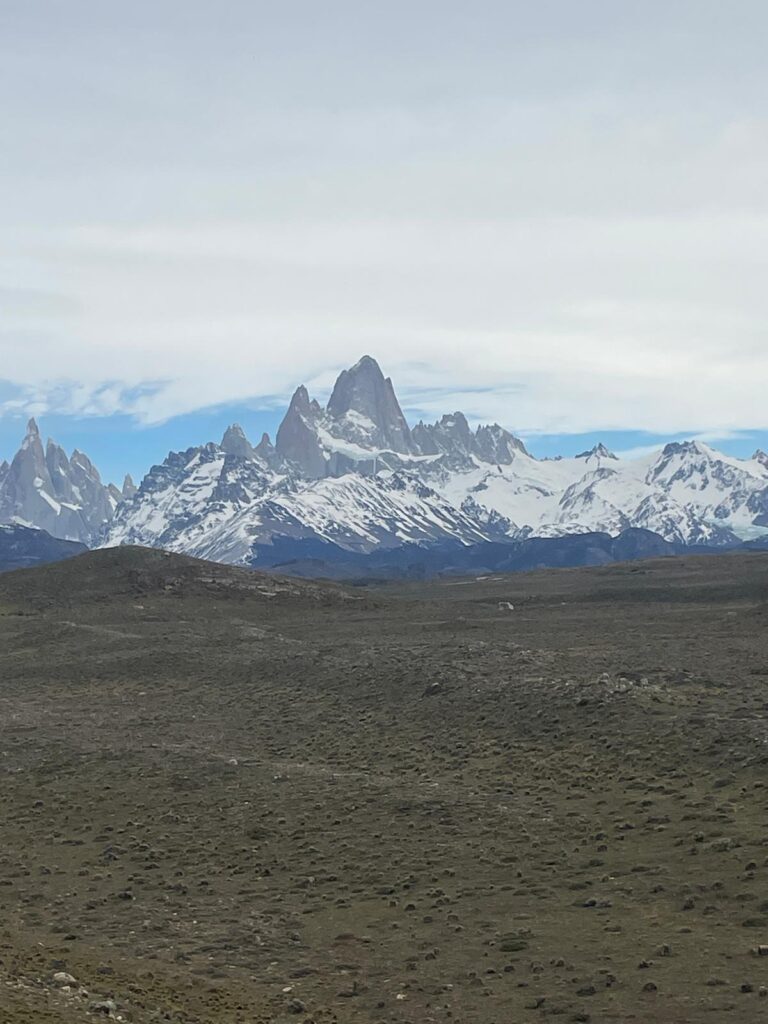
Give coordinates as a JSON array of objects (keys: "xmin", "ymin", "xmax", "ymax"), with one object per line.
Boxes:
[{"xmin": 3, "ymin": 357, "xmax": 768, "ymax": 564}]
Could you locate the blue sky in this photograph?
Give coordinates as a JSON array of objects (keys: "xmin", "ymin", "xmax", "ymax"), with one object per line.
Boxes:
[{"xmin": 2, "ymin": 1, "xmax": 768, "ymax": 484}]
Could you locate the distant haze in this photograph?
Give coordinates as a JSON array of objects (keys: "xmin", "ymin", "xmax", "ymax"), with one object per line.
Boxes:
[{"xmin": 2, "ymin": 1, "xmax": 768, "ymax": 480}]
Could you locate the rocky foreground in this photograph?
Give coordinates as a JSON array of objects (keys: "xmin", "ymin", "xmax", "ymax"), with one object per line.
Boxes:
[{"xmin": 1, "ymin": 548, "xmax": 767, "ymax": 1022}]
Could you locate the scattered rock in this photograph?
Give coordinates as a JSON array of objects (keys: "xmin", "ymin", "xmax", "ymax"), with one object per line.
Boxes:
[{"xmin": 52, "ymin": 972, "xmax": 77, "ymax": 988}]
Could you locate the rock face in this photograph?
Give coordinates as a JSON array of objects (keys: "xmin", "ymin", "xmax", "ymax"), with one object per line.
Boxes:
[
  {"xmin": 576, "ymin": 443, "xmax": 618, "ymax": 461},
  {"xmin": 122, "ymin": 474, "xmax": 138, "ymax": 500},
  {"xmin": 274, "ymin": 358, "xmax": 415, "ymax": 478},
  {"xmin": 325, "ymin": 354, "xmax": 414, "ymax": 453},
  {"xmin": 0, "ymin": 420, "xmax": 120, "ymax": 544},
  {"xmin": 272, "ymin": 356, "xmax": 531, "ymax": 481},
  {"xmin": 275, "ymin": 386, "xmax": 327, "ymax": 478},
  {"xmin": 220, "ymin": 424, "xmax": 256, "ymax": 460},
  {"xmin": 412, "ymin": 412, "xmax": 528, "ymax": 469}
]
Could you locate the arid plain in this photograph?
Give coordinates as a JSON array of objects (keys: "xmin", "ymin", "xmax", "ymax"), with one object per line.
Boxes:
[{"xmin": 1, "ymin": 548, "xmax": 767, "ymax": 1023}]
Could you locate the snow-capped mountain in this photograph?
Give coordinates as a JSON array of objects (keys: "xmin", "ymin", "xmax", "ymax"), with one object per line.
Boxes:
[
  {"xmin": 5, "ymin": 357, "xmax": 768, "ymax": 563},
  {"xmin": 106, "ymin": 433, "xmax": 512, "ymax": 563},
  {"xmin": 434, "ymin": 439, "xmax": 768, "ymax": 547},
  {"xmin": 0, "ymin": 419, "xmax": 126, "ymax": 544},
  {"xmin": 102, "ymin": 355, "xmax": 768, "ymax": 564}
]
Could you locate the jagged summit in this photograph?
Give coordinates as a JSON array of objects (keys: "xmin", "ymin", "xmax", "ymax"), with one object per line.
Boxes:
[
  {"xmin": 20, "ymin": 417, "xmax": 41, "ymax": 450},
  {"xmin": 274, "ymin": 357, "xmax": 414, "ymax": 478},
  {"xmin": 275, "ymin": 386, "xmax": 326, "ymax": 478},
  {"xmin": 576, "ymin": 443, "xmax": 618, "ymax": 460},
  {"xmin": 326, "ymin": 354, "xmax": 413, "ymax": 453},
  {"xmin": 122, "ymin": 474, "xmax": 138, "ymax": 499},
  {"xmin": 0, "ymin": 420, "xmax": 119, "ymax": 544},
  {"xmin": 661, "ymin": 440, "xmax": 711, "ymax": 458},
  {"xmin": 412, "ymin": 413, "xmax": 528, "ymax": 465},
  {"xmin": 272, "ymin": 356, "xmax": 529, "ymax": 478},
  {"xmin": 221, "ymin": 423, "xmax": 256, "ymax": 459}
]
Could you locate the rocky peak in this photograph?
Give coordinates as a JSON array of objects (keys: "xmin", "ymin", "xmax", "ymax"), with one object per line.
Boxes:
[
  {"xmin": 474, "ymin": 424, "xmax": 529, "ymax": 464},
  {"xmin": 45, "ymin": 441, "xmax": 78, "ymax": 504},
  {"xmin": 45, "ymin": 438, "xmax": 70, "ymax": 469},
  {"xmin": 413, "ymin": 415, "xmax": 527, "ymax": 466},
  {"xmin": 288, "ymin": 385, "xmax": 312, "ymax": 417},
  {"xmin": 21, "ymin": 418, "xmax": 41, "ymax": 449},
  {"xmin": 221, "ymin": 423, "xmax": 256, "ymax": 459},
  {"xmin": 752, "ymin": 449, "xmax": 768, "ymax": 471},
  {"xmin": 576, "ymin": 443, "xmax": 618, "ymax": 461},
  {"xmin": 254, "ymin": 432, "xmax": 278, "ymax": 465},
  {"xmin": 0, "ymin": 420, "xmax": 117, "ymax": 544},
  {"xmin": 10, "ymin": 418, "xmax": 51, "ymax": 485},
  {"xmin": 660, "ymin": 440, "xmax": 706, "ymax": 459},
  {"xmin": 438, "ymin": 412, "xmax": 474, "ymax": 444},
  {"xmin": 122, "ymin": 474, "xmax": 138, "ymax": 499},
  {"xmin": 275, "ymin": 387, "xmax": 326, "ymax": 478},
  {"xmin": 71, "ymin": 449, "xmax": 99, "ymax": 477},
  {"xmin": 413, "ymin": 412, "xmax": 474, "ymax": 459},
  {"xmin": 273, "ymin": 356, "xmax": 534, "ymax": 477},
  {"xmin": 326, "ymin": 355, "xmax": 413, "ymax": 453}
]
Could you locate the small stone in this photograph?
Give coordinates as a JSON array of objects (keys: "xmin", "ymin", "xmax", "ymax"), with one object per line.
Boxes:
[
  {"xmin": 90, "ymin": 999, "xmax": 118, "ymax": 1015},
  {"xmin": 52, "ymin": 972, "xmax": 77, "ymax": 988}
]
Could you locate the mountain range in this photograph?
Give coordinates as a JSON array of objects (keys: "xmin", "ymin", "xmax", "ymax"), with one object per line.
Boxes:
[{"xmin": 2, "ymin": 355, "xmax": 767, "ymax": 572}]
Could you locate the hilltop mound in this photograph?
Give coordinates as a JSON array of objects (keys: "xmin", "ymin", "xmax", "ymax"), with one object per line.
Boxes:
[{"xmin": 0, "ymin": 544, "xmax": 364, "ymax": 611}]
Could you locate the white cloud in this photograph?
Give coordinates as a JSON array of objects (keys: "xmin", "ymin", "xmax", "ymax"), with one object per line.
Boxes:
[
  {"xmin": 2, "ymin": 2, "xmax": 768, "ymax": 436},
  {"xmin": 3, "ymin": 211, "xmax": 768, "ymax": 433}
]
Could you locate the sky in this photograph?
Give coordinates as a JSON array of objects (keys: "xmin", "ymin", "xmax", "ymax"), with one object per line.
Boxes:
[{"xmin": 2, "ymin": 1, "xmax": 768, "ymax": 484}]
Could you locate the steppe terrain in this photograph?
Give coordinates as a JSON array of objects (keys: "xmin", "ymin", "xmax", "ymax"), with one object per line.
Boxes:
[{"xmin": 1, "ymin": 547, "xmax": 768, "ymax": 1023}]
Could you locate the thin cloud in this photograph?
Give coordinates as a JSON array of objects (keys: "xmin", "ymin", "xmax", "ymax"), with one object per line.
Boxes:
[{"xmin": 2, "ymin": 2, "xmax": 768, "ymax": 440}]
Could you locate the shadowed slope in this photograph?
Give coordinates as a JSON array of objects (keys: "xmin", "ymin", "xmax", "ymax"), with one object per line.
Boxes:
[{"xmin": 0, "ymin": 544, "xmax": 366, "ymax": 611}]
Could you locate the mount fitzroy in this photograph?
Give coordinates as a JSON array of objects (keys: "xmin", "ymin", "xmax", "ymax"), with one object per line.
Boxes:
[{"xmin": 2, "ymin": 356, "xmax": 768, "ymax": 567}]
